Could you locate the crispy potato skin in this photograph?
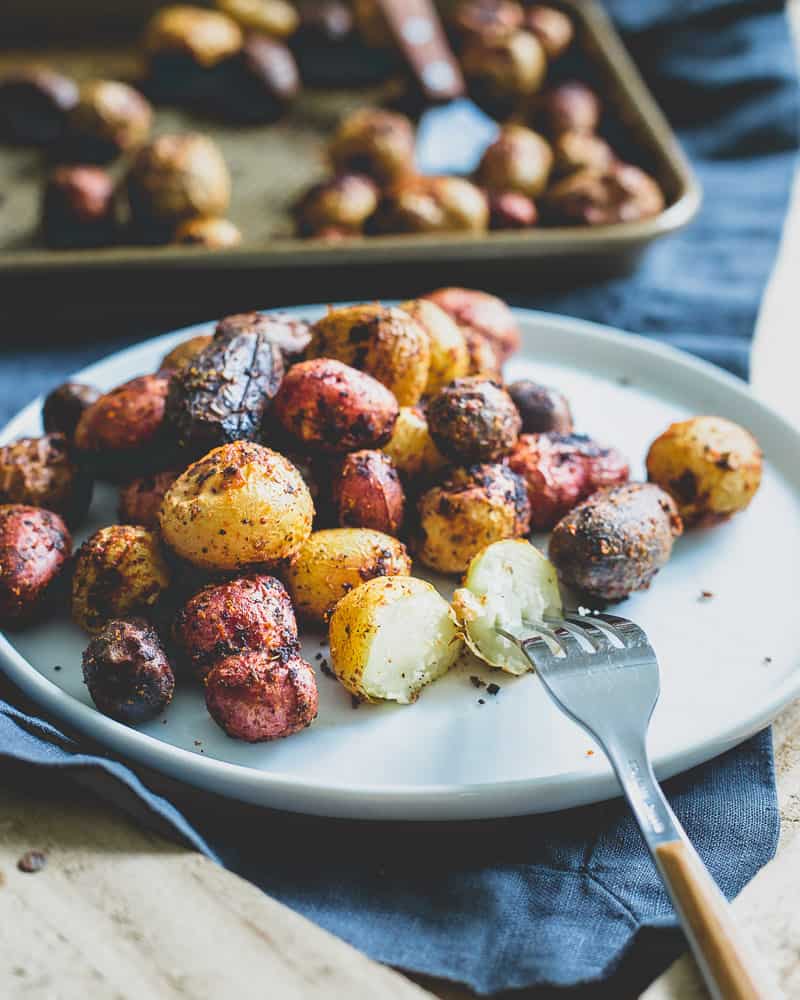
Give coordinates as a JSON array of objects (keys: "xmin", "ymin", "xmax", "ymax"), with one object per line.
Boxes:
[
  {"xmin": 332, "ymin": 450, "xmax": 405, "ymax": 535},
  {"xmin": 507, "ymin": 380, "xmax": 573, "ymax": 434},
  {"xmin": 0, "ymin": 504, "xmax": 71, "ymax": 627},
  {"xmin": 42, "ymin": 382, "xmax": 101, "ymax": 441},
  {"xmin": 398, "ymin": 299, "xmax": 469, "ymax": 396},
  {"xmin": 283, "ymin": 527, "xmax": 411, "ymax": 625},
  {"xmin": 82, "ymin": 618, "xmax": 175, "ymax": 723},
  {"xmin": 427, "ymin": 376, "xmax": 521, "ymax": 464},
  {"xmin": 160, "ymin": 441, "xmax": 314, "ymax": 571},
  {"xmin": 273, "ymin": 358, "xmax": 399, "ymax": 452},
  {"xmin": 215, "ymin": 311, "xmax": 312, "ymax": 366},
  {"xmin": 549, "ymin": 483, "xmax": 682, "ymax": 600},
  {"xmin": 307, "ymin": 304, "xmax": 430, "ymax": 406},
  {"xmin": 646, "ymin": 416, "xmax": 763, "ymax": 527},
  {"xmin": 381, "ymin": 406, "xmax": 447, "ymax": 483},
  {"xmin": 205, "ymin": 651, "xmax": 318, "ymax": 741},
  {"xmin": 508, "ymin": 432, "xmax": 630, "ymax": 531},
  {"xmin": 173, "ymin": 573, "xmax": 299, "ymax": 680},
  {"xmin": 0, "ymin": 433, "xmax": 93, "ymax": 527},
  {"xmin": 72, "ymin": 525, "xmax": 171, "ymax": 633},
  {"xmin": 118, "ymin": 468, "xmax": 180, "ymax": 528},
  {"xmin": 416, "ymin": 463, "xmax": 531, "ymax": 574},
  {"xmin": 423, "ymin": 287, "xmax": 520, "ymax": 364},
  {"xmin": 159, "ymin": 334, "xmax": 213, "ymax": 373}
]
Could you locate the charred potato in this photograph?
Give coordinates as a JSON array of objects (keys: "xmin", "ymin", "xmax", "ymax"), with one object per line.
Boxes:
[
  {"xmin": 398, "ymin": 298, "xmax": 470, "ymax": 396},
  {"xmin": 416, "ymin": 463, "xmax": 530, "ymax": 574},
  {"xmin": 369, "ymin": 176, "xmax": 489, "ymax": 237},
  {"xmin": 72, "ymin": 525, "xmax": 171, "ymax": 633},
  {"xmin": 0, "ymin": 505, "xmax": 71, "ymax": 627},
  {"xmin": 293, "ymin": 173, "xmax": 379, "ymax": 237},
  {"xmin": 118, "ymin": 469, "xmax": 180, "ymax": 528},
  {"xmin": 283, "ymin": 527, "xmax": 411, "ymax": 625},
  {"xmin": 329, "ymin": 575, "xmax": 462, "ymax": 703},
  {"xmin": 205, "ymin": 651, "xmax": 318, "ymax": 741},
  {"xmin": 532, "ymin": 81, "xmax": 601, "ymax": 136},
  {"xmin": 328, "ymin": 108, "xmax": 415, "ymax": 183},
  {"xmin": 332, "ymin": 450, "xmax": 405, "ymax": 535},
  {"xmin": 461, "ymin": 30, "xmax": 547, "ymax": 113},
  {"xmin": 381, "ymin": 406, "xmax": 447, "ymax": 483},
  {"xmin": 542, "ymin": 164, "xmax": 665, "ymax": 226},
  {"xmin": 0, "ymin": 433, "xmax": 92, "ymax": 527},
  {"xmin": 427, "ymin": 377, "xmax": 521, "ymax": 464},
  {"xmin": 475, "ymin": 124, "xmax": 553, "ymax": 198},
  {"xmin": 273, "ymin": 358, "xmax": 399, "ymax": 452},
  {"xmin": 507, "ymin": 379, "xmax": 573, "ymax": 434},
  {"xmin": 160, "ymin": 441, "xmax": 314, "ymax": 571},
  {"xmin": 66, "ymin": 80, "xmax": 152, "ymax": 163},
  {"xmin": 173, "ymin": 573, "xmax": 298, "ymax": 680},
  {"xmin": 524, "ymin": 5, "xmax": 573, "ymax": 59},
  {"xmin": 82, "ymin": 618, "xmax": 175, "ymax": 723},
  {"xmin": 42, "ymin": 382, "xmax": 101, "ymax": 441},
  {"xmin": 159, "ymin": 334, "xmax": 214, "ymax": 373},
  {"xmin": 549, "ymin": 483, "xmax": 683, "ymax": 600},
  {"xmin": 307, "ymin": 304, "xmax": 430, "ymax": 406},
  {"xmin": 646, "ymin": 416, "xmax": 762, "ymax": 527},
  {"xmin": 423, "ymin": 287, "xmax": 520, "ymax": 364},
  {"xmin": 216, "ymin": 310, "xmax": 312, "ymax": 365}
]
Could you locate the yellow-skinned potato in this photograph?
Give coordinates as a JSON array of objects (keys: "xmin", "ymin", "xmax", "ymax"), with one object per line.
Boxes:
[
  {"xmin": 382, "ymin": 406, "xmax": 447, "ymax": 481},
  {"xmin": 282, "ymin": 527, "xmax": 411, "ymax": 626},
  {"xmin": 307, "ymin": 303, "xmax": 430, "ymax": 406},
  {"xmin": 160, "ymin": 441, "xmax": 313, "ymax": 571},
  {"xmin": 399, "ymin": 299, "xmax": 470, "ymax": 396},
  {"xmin": 329, "ymin": 576, "xmax": 463, "ymax": 703},
  {"xmin": 646, "ymin": 416, "xmax": 762, "ymax": 527}
]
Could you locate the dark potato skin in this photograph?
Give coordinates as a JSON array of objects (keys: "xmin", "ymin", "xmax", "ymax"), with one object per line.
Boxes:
[
  {"xmin": 507, "ymin": 379, "xmax": 573, "ymax": 434},
  {"xmin": 532, "ymin": 81, "xmax": 601, "ymax": 136},
  {"xmin": 205, "ymin": 651, "xmax": 318, "ymax": 741},
  {"xmin": 0, "ymin": 433, "xmax": 93, "ymax": 527},
  {"xmin": 273, "ymin": 358, "xmax": 399, "ymax": 453},
  {"xmin": 423, "ymin": 287, "xmax": 520, "ymax": 363},
  {"xmin": 549, "ymin": 483, "xmax": 683, "ymax": 600},
  {"xmin": 332, "ymin": 450, "xmax": 405, "ymax": 535},
  {"xmin": 508, "ymin": 432, "xmax": 630, "ymax": 531},
  {"xmin": 118, "ymin": 468, "xmax": 179, "ymax": 528},
  {"xmin": 0, "ymin": 505, "xmax": 71, "ymax": 627},
  {"xmin": 82, "ymin": 618, "xmax": 175, "ymax": 724},
  {"xmin": 165, "ymin": 325, "xmax": 284, "ymax": 456},
  {"xmin": 427, "ymin": 376, "xmax": 521, "ymax": 464},
  {"xmin": 215, "ymin": 311, "xmax": 312, "ymax": 366},
  {"xmin": 173, "ymin": 574, "xmax": 299, "ymax": 681},
  {"xmin": 42, "ymin": 382, "xmax": 101, "ymax": 441}
]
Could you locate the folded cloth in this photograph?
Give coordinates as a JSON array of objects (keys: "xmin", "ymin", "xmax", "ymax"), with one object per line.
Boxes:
[{"xmin": 0, "ymin": 0, "xmax": 797, "ymax": 995}]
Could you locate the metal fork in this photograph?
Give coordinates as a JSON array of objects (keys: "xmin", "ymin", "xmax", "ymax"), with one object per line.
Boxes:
[{"xmin": 498, "ymin": 612, "xmax": 776, "ymax": 1000}]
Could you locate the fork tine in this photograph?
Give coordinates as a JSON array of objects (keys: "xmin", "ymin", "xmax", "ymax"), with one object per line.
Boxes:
[
  {"xmin": 593, "ymin": 613, "xmax": 654, "ymax": 653},
  {"xmin": 561, "ymin": 616, "xmax": 616, "ymax": 653}
]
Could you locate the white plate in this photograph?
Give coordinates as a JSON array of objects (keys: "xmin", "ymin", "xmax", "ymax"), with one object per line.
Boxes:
[{"xmin": 1, "ymin": 308, "xmax": 799, "ymax": 821}]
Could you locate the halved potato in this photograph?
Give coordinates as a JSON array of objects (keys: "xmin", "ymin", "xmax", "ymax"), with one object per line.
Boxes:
[
  {"xmin": 329, "ymin": 575, "xmax": 463, "ymax": 703},
  {"xmin": 452, "ymin": 538, "xmax": 561, "ymax": 675}
]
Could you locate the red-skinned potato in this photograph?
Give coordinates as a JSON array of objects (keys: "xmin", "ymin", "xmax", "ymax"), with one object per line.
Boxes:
[
  {"xmin": 0, "ymin": 433, "xmax": 93, "ymax": 527},
  {"xmin": 532, "ymin": 81, "xmax": 601, "ymax": 136},
  {"xmin": 42, "ymin": 382, "xmax": 101, "ymax": 442},
  {"xmin": 0, "ymin": 504, "xmax": 71, "ymax": 628},
  {"xmin": 332, "ymin": 450, "xmax": 405, "ymax": 535},
  {"xmin": 423, "ymin": 287, "xmax": 520, "ymax": 364},
  {"xmin": 118, "ymin": 468, "xmax": 180, "ymax": 528}
]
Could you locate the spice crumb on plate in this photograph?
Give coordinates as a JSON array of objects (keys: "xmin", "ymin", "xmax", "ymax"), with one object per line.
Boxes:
[{"xmin": 17, "ymin": 850, "xmax": 47, "ymax": 873}]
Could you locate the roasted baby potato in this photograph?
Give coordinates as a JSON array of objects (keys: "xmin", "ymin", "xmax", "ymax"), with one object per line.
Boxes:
[
  {"xmin": 82, "ymin": 618, "xmax": 175, "ymax": 723},
  {"xmin": 165, "ymin": 323, "xmax": 284, "ymax": 456},
  {"xmin": 552, "ymin": 131, "xmax": 615, "ymax": 178},
  {"xmin": 449, "ymin": 0, "xmax": 523, "ymax": 44},
  {"xmin": 216, "ymin": 0, "xmax": 300, "ymax": 38},
  {"xmin": 66, "ymin": 80, "xmax": 152, "ymax": 163},
  {"xmin": 507, "ymin": 379, "xmax": 573, "ymax": 434},
  {"xmin": 173, "ymin": 573, "xmax": 298, "ymax": 680},
  {"xmin": 416, "ymin": 463, "xmax": 530, "ymax": 575},
  {"xmin": 159, "ymin": 334, "xmax": 213, "ymax": 373},
  {"xmin": 144, "ymin": 5, "xmax": 244, "ymax": 69},
  {"xmin": 307, "ymin": 304, "xmax": 430, "ymax": 406},
  {"xmin": 532, "ymin": 81, "xmax": 601, "ymax": 136},
  {"xmin": 74, "ymin": 374, "xmax": 171, "ymax": 481},
  {"xmin": 328, "ymin": 107, "xmax": 415, "ymax": 183},
  {"xmin": 205, "ymin": 651, "xmax": 318, "ymax": 741},
  {"xmin": 369, "ymin": 175, "xmax": 489, "ymax": 237},
  {"xmin": 273, "ymin": 358, "xmax": 399, "ymax": 452},
  {"xmin": 427, "ymin": 376, "xmax": 521, "ymax": 464},
  {"xmin": 398, "ymin": 299, "xmax": 470, "ymax": 396},
  {"xmin": 524, "ymin": 5, "xmax": 573, "ymax": 59},
  {"xmin": 118, "ymin": 468, "xmax": 179, "ymax": 528},
  {"xmin": 216, "ymin": 310, "xmax": 312, "ymax": 365},
  {"xmin": 461, "ymin": 30, "xmax": 547, "ymax": 113},
  {"xmin": 423, "ymin": 287, "xmax": 520, "ymax": 364},
  {"xmin": 329, "ymin": 575, "xmax": 463, "ymax": 703},
  {"xmin": 381, "ymin": 406, "xmax": 447, "ymax": 482},
  {"xmin": 332, "ymin": 450, "xmax": 405, "ymax": 535},
  {"xmin": 0, "ymin": 505, "xmax": 71, "ymax": 627},
  {"xmin": 0, "ymin": 433, "xmax": 93, "ymax": 527},
  {"xmin": 172, "ymin": 216, "xmax": 242, "ymax": 248},
  {"xmin": 160, "ymin": 441, "xmax": 313, "ymax": 571},
  {"xmin": 293, "ymin": 173, "xmax": 379, "ymax": 237},
  {"xmin": 549, "ymin": 483, "xmax": 682, "ymax": 600},
  {"xmin": 646, "ymin": 416, "xmax": 762, "ymax": 527},
  {"xmin": 42, "ymin": 382, "xmax": 101, "ymax": 441},
  {"xmin": 475, "ymin": 124, "xmax": 553, "ymax": 198},
  {"xmin": 452, "ymin": 538, "xmax": 561, "ymax": 674},
  {"xmin": 488, "ymin": 190, "xmax": 538, "ymax": 230},
  {"xmin": 283, "ymin": 527, "xmax": 411, "ymax": 625},
  {"xmin": 508, "ymin": 432, "xmax": 629, "ymax": 531},
  {"xmin": 542, "ymin": 164, "xmax": 665, "ymax": 226},
  {"xmin": 72, "ymin": 525, "xmax": 171, "ymax": 633}
]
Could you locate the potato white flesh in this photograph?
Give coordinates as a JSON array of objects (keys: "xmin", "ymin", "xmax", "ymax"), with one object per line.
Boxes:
[
  {"xmin": 329, "ymin": 576, "xmax": 463, "ymax": 703},
  {"xmin": 452, "ymin": 539, "xmax": 561, "ymax": 675}
]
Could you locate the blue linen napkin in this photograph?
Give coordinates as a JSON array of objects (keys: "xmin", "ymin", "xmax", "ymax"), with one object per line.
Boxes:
[{"xmin": 0, "ymin": 0, "xmax": 797, "ymax": 994}]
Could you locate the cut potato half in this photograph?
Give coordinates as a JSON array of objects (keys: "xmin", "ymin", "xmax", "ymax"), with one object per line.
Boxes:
[
  {"xmin": 452, "ymin": 539, "xmax": 562, "ymax": 675},
  {"xmin": 329, "ymin": 576, "xmax": 463, "ymax": 704}
]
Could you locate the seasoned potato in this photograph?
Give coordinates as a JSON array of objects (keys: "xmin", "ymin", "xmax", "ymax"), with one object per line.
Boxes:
[
  {"xmin": 508, "ymin": 432, "xmax": 629, "ymax": 531},
  {"xmin": 427, "ymin": 376, "xmax": 521, "ymax": 464},
  {"xmin": 0, "ymin": 433, "xmax": 93, "ymax": 527},
  {"xmin": 398, "ymin": 299, "xmax": 469, "ymax": 396},
  {"xmin": 475, "ymin": 124, "xmax": 553, "ymax": 198},
  {"xmin": 332, "ymin": 450, "xmax": 405, "ymax": 535},
  {"xmin": 549, "ymin": 483, "xmax": 682, "ymax": 600},
  {"xmin": 42, "ymin": 382, "xmax": 101, "ymax": 441},
  {"xmin": 0, "ymin": 504, "xmax": 71, "ymax": 627},
  {"xmin": 159, "ymin": 333, "xmax": 213, "ymax": 373},
  {"xmin": 307, "ymin": 304, "xmax": 430, "ymax": 406},
  {"xmin": 532, "ymin": 81, "xmax": 601, "ymax": 136},
  {"xmin": 216, "ymin": 0, "xmax": 300, "ymax": 38},
  {"xmin": 551, "ymin": 130, "xmax": 615, "ymax": 178},
  {"xmin": 416, "ymin": 463, "xmax": 530, "ymax": 575},
  {"xmin": 160, "ymin": 441, "xmax": 314, "ymax": 571},
  {"xmin": 369, "ymin": 176, "xmax": 489, "ymax": 237},
  {"xmin": 82, "ymin": 618, "xmax": 175, "ymax": 723},
  {"xmin": 328, "ymin": 107, "xmax": 415, "ymax": 183},
  {"xmin": 381, "ymin": 406, "xmax": 447, "ymax": 482},
  {"xmin": 329, "ymin": 575, "xmax": 462, "ymax": 703},
  {"xmin": 216, "ymin": 310, "xmax": 312, "ymax": 365},
  {"xmin": 74, "ymin": 374, "xmax": 171, "ymax": 480},
  {"xmin": 461, "ymin": 30, "xmax": 547, "ymax": 112},
  {"xmin": 449, "ymin": 0, "xmax": 523, "ymax": 44},
  {"xmin": 542, "ymin": 164, "xmax": 665, "ymax": 226},
  {"xmin": 423, "ymin": 287, "xmax": 520, "ymax": 364},
  {"xmin": 118, "ymin": 468, "xmax": 179, "ymax": 528},
  {"xmin": 283, "ymin": 527, "xmax": 411, "ymax": 625},
  {"xmin": 646, "ymin": 416, "xmax": 762, "ymax": 527},
  {"xmin": 452, "ymin": 539, "xmax": 561, "ymax": 674},
  {"xmin": 524, "ymin": 5, "xmax": 573, "ymax": 59},
  {"xmin": 205, "ymin": 651, "xmax": 318, "ymax": 741},
  {"xmin": 464, "ymin": 329, "xmax": 502, "ymax": 377},
  {"xmin": 72, "ymin": 525, "xmax": 171, "ymax": 633},
  {"xmin": 293, "ymin": 173, "xmax": 379, "ymax": 237},
  {"xmin": 173, "ymin": 573, "xmax": 298, "ymax": 680},
  {"xmin": 507, "ymin": 379, "xmax": 573, "ymax": 434}
]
